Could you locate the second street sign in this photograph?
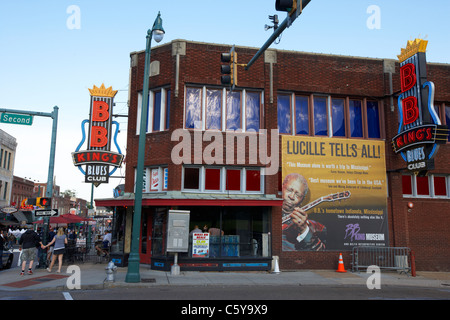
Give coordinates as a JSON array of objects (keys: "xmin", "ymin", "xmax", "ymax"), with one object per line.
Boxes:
[
  {"xmin": 0, "ymin": 112, "xmax": 33, "ymax": 126},
  {"xmin": 35, "ymin": 209, "xmax": 59, "ymax": 217}
]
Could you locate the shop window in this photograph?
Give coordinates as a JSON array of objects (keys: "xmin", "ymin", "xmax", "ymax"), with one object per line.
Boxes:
[
  {"xmin": 246, "ymin": 92, "xmax": 261, "ymax": 132},
  {"xmin": 2, "ymin": 182, "xmax": 7, "ymax": 200},
  {"xmin": 402, "ymin": 175, "xmax": 412, "ymax": 195},
  {"xmin": 349, "ymin": 100, "xmax": 363, "ymax": 138},
  {"xmin": 367, "ymin": 101, "xmax": 381, "ymax": 138},
  {"xmin": 246, "ymin": 169, "xmax": 261, "ymax": 192},
  {"xmin": 205, "ymin": 168, "xmax": 221, "ymax": 191},
  {"xmin": 416, "ymin": 176, "xmax": 430, "ymax": 196},
  {"xmin": 182, "ymin": 166, "xmax": 263, "ymax": 194},
  {"xmin": 446, "ymin": 105, "xmax": 450, "ymax": 142},
  {"xmin": 226, "ymin": 169, "xmax": 241, "ymax": 191},
  {"xmin": 277, "ymin": 95, "xmax": 291, "ymax": 134},
  {"xmin": 176, "ymin": 206, "xmax": 271, "ymax": 259},
  {"xmin": 206, "ymin": 89, "xmax": 222, "ymax": 130},
  {"xmin": 226, "ymin": 91, "xmax": 241, "ymax": 131},
  {"xmin": 313, "ymin": 96, "xmax": 328, "ymax": 136},
  {"xmin": 295, "ymin": 96, "xmax": 309, "ymax": 135},
  {"xmin": 152, "ymin": 208, "xmax": 166, "ymax": 256},
  {"xmin": 139, "ymin": 167, "xmax": 168, "ymax": 193},
  {"xmin": 137, "ymin": 88, "xmax": 171, "ymax": 134},
  {"xmin": 185, "ymin": 87, "xmax": 202, "ymax": 129},
  {"xmin": 184, "ymin": 86, "xmax": 263, "ymax": 133},
  {"xmin": 433, "ymin": 176, "xmax": 447, "ymax": 197},
  {"xmin": 280, "ymin": 93, "xmax": 382, "ymax": 139},
  {"xmin": 184, "ymin": 167, "xmax": 200, "ymax": 190},
  {"xmin": 332, "ymin": 98, "xmax": 345, "ymax": 137},
  {"xmin": 153, "ymin": 91, "xmax": 162, "ymax": 131},
  {"xmin": 402, "ymin": 174, "xmax": 449, "ymax": 198},
  {"xmin": 165, "ymin": 92, "xmax": 171, "ymax": 130}
]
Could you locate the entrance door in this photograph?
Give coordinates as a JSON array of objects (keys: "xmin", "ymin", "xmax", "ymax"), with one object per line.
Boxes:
[{"xmin": 140, "ymin": 212, "xmax": 153, "ymax": 264}]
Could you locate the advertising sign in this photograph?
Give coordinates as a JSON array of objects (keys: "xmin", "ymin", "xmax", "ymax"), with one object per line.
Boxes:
[
  {"xmin": 72, "ymin": 84, "xmax": 124, "ymax": 186},
  {"xmin": 281, "ymin": 136, "xmax": 389, "ymax": 251},
  {"xmin": 392, "ymin": 39, "xmax": 449, "ymax": 173},
  {"xmin": 192, "ymin": 232, "xmax": 210, "ymax": 258}
]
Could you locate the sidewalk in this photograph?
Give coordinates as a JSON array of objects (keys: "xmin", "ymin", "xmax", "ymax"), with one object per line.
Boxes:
[{"xmin": 1, "ymin": 262, "xmax": 449, "ymax": 291}]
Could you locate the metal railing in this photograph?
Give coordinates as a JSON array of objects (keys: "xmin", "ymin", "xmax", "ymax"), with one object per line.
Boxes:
[
  {"xmin": 63, "ymin": 240, "xmax": 110, "ymax": 264},
  {"xmin": 351, "ymin": 246, "xmax": 411, "ymax": 274}
]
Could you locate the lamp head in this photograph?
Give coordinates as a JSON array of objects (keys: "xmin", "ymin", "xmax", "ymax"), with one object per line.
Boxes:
[{"xmin": 152, "ymin": 12, "xmax": 165, "ymax": 43}]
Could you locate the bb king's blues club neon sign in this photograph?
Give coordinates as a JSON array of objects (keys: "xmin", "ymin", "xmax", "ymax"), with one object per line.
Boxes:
[
  {"xmin": 72, "ymin": 84, "xmax": 124, "ymax": 185},
  {"xmin": 392, "ymin": 39, "xmax": 449, "ymax": 173}
]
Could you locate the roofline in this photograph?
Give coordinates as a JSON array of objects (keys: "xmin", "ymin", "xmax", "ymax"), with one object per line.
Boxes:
[{"xmin": 129, "ymin": 39, "xmax": 450, "ymax": 66}]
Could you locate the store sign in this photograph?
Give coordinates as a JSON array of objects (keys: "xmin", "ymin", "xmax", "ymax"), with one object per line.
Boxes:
[
  {"xmin": 1, "ymin": 206, "xmax": 18, "ymax": 214},
  {"xmin": 72, "ymin": 84, "xmax": 124, "ymax": 186},
  {"xmin": 392, "ymin": 39, "xmax": 449, "ymax": 173}
]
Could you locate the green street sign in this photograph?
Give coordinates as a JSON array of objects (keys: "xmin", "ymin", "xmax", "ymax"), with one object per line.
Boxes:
[{"xmin": 0, "ymin": 112, "xmax": 33, "ymax": 126}]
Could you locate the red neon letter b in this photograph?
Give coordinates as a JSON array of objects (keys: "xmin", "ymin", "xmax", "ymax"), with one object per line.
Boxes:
[
  {"xmin": 400, "ymin": 63, "xmax": 416, "ymax": 92},
  {"xmin": 402, "ymin": 96, "xmax": 419, "ymax": 125},
  {"xmin": 90, "ymin": 126, "xmax": 108, "ymax": 147},
  {"xmin": 92, "ymin": 101, "xmax": 109, "ymax": 122}
]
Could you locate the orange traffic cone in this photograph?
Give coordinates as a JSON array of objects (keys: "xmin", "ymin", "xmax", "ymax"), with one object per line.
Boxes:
[{"xmin": 336, "ymin": 253, "xmax": 347, "ymax": 273}]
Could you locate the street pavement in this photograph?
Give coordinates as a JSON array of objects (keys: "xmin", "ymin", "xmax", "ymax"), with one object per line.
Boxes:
[{"xmin": 1, "ymin": 259, "xmax": 449, "ymax": 292}]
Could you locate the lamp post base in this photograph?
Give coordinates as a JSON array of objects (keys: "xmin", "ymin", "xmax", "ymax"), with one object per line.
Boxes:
[{"xmin": 125, "ymin": 253, "xmax": 141, "ymax": 283}]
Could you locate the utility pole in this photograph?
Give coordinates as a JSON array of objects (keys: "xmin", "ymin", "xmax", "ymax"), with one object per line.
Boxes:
[
  {"xmin": 245, "ymin": 0, "xmax": 312, "ymax": 70},
  {"xmin": 0, "ymin": 106, "xmax": 59, "ymax": 268}
]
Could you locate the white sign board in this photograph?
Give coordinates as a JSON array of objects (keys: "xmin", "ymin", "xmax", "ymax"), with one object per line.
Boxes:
[
  {"xmin": 166, "ymin": 210, "xmax": 190, "ymax": 253},
  {"xmin": 192, "ymin": 233, "xmax": 209, "ymax": 258}
]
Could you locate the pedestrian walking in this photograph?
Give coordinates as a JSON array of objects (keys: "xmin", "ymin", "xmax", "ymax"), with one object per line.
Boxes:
[
  {"xmin": 0, "ymin": 228, "xmax": 5, "ymax": 269},
  {"xmin": 18, "ymin": 224, "xmax": 45, "ymax": 275},
  {"xmin": 44, "ymin": 227, "xmax": 67, "ymax": 273}
]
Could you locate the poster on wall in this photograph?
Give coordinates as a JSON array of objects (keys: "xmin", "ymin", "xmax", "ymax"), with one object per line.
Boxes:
[
  {"xmin": 281, "ymin": 136, "xmax": 389, "ymax": 251},
  {"xmin": 192, "ymin": 232, "xmax": 210, "ymax": 258}
]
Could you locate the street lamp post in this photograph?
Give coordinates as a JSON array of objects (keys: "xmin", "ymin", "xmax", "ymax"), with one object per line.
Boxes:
[{"xmin": 125, "ymin": 12, "xmax": 165, "ymax": 283}]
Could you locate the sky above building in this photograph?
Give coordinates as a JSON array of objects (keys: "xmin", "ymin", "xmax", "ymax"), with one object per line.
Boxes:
[{"xmin": 0, "ymin": 0, "xmax": 449, "ymax": 203}]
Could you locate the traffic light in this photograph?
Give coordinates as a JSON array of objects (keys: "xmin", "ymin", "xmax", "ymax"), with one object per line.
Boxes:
[
  {"xmin": 36, "ymin": 197, "xmax": 52, "ymax": 208},
  {"xmin": 220, "ymin": 46, "xmax": 237, "ymax": 88},
  {"xmin": 275, "ymin": 0, "xmax": 296, "ymax": 12}
]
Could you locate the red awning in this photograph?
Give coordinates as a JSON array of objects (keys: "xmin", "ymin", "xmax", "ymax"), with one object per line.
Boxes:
[
  {"xmin": 95, "ymin": 197, "xmax": 283, "ymax": 207},
  {"xmin": 60, "ymin": 214, "xmax": 94, "ymax": 223},
  {"xmin": 33, "ymin": 216, "xmax": 72, "ymax": 224}
]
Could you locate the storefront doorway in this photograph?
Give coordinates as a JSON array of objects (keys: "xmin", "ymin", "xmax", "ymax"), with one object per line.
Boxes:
[{"xmin": 140, "ymin": 211, "xmax": 153, "ymax": 264}]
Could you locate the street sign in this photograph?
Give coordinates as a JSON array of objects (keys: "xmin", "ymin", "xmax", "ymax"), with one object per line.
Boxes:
[
  {"xmin": 1, "ymin": 206, "xmax": 18, "ymax": 214},
  {"xmin": 0, "ymin": 112, "xmax": 33, "ymax": 126},
  {"xmin": 35, "ymin": 209, "xmax": 59, "ymax": 217}
]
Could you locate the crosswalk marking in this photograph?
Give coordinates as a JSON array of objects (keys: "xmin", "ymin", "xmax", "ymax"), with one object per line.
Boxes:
[{"xmin": 62, "ymin": 292, "xmax": 73, "ymax": 300}]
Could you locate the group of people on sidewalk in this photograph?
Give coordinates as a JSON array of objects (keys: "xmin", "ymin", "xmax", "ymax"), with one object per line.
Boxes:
[{"xmin": 14, "ymin": 224, "xmax": 111, "ymax": 276}]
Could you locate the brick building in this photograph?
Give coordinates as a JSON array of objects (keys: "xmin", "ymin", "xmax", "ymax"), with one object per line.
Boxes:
[{"xmin": 96, "ymin": 40, "xmax": 450, "ymax": 271}]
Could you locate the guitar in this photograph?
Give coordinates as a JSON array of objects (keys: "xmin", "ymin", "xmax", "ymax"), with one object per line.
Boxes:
[{"xmin": 282, "ymin": 190, "xmax": 351, "ymax": 230}]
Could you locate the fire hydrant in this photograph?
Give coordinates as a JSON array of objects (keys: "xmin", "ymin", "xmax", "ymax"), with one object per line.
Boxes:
[{"xmin": 105, "ymin": 261, "xmax": 117, "ymax": 282}]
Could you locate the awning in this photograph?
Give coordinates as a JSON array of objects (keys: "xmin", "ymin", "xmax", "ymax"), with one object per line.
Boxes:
[
  {"xmin": 95, "ymin": 192, "xmax": 283, "ymax": 208},
  {"xmin": 12, "ymin": 211, "xmax": 29, "ymax": 224}
]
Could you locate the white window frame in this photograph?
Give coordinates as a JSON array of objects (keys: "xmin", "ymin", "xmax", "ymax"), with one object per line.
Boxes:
[
  {"xmin": 402, "ymin": 174, "xmax": 450, "ymax": 199},
  {"xmin": 183, "ymin": 86, "xmax": 264, "ymax": 133},
  {"xmin": 136, "ymin": 87, "xmax": 170, "ymax": 135},
  {"xmin": 181, "ymin": 165, "xmax": 264, "ymax": 194}
]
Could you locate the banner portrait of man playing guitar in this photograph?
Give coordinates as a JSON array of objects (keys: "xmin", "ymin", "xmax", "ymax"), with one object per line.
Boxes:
[{"xmin": 282, "ymin": 173, "xmax": 327, "ymax": 251}]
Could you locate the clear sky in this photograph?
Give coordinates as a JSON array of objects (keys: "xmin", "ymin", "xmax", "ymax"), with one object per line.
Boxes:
[{"xmin": 0, "ymin": 0, "xmax": 449, "ymax": 203}]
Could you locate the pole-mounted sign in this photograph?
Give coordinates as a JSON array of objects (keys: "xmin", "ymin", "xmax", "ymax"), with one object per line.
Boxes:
[
  {"xmin": 391, "ymin": 39, "xmax": 449, "ymax": 174},
  {"xmin": 0, "ymin": 112, "xmax": 33, "ymax": 126},
  {"xmin": 72, "ymin": 84, "xmax": 124, "ymax": 186}
]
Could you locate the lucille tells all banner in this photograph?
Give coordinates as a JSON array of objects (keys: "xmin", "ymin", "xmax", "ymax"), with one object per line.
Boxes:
[{"xmin": 281, "ymin": 136, "xmax": 389, "ymax": 251}]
